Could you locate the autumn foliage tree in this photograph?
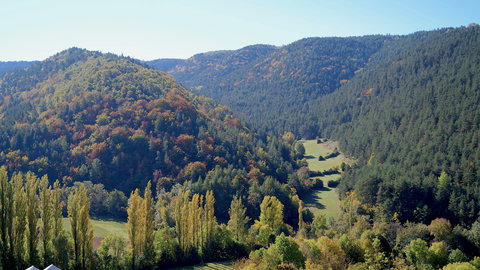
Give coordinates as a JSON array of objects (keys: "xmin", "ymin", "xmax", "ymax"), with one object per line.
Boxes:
[
  {"xmin": 259, "ymin": 196, "xmax": 284, "ymax": 232},
  {"xmin": 174, "ymin": 190, "xmax": 217, "ymax": 260},
  {"xmin": 68, "ymin": 183, "xmax": 93, "ymax": 270},
  {"xmin": 126, "ymin": 181, "xmax": 155, "ymax": 269}
]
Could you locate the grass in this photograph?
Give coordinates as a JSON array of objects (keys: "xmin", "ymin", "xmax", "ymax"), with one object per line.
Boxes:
[
  {"xmin": 62, "ymin": 218, "xmax": 127, "ymax": 238},
  {"xmin": 170, "ymin": 261, "xmax": 233, "ymax": 270},
  {"xmin": 299, "ymin": 139, "xmax": 351, "ymax": 219},
  {"xmin": 302, "ymin": 187, "xmax": 341, "ymax": 219},
  {"xmin": 301, "ymin": 139, "xmax": 350, "ymax": 172}
]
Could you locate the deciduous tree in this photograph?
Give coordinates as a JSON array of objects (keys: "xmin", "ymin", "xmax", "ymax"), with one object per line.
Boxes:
[{"xmin": 227, "ymin": 196, "xmax": 250, "ymax": 242}]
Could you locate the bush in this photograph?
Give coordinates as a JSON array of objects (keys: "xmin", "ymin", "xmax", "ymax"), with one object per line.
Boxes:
[
  {"xmin": 328, "ymin": 180, "xmax": 339, "ymax": 188},
  {"xmin": 322, "ymin": 168, "xmax": 340, "ymax": 175},
  {"xmin": 310, "ymin": 171, "xmax": 324, "ymax": 177},
  {"xmin": 310, "ymin": 178, "xmax": 323, "ymax": 188},
  {"xmin": 325, "ymin": 151, "xmax": 340, "ymax": 159}
]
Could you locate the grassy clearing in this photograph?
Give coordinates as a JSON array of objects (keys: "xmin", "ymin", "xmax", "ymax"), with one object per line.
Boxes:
[
  {"xmin": 300, "ymin": 139, "xmax": 351, "ymax": 219},
  {"xmin": 301, "ymin": 139, "xmax": 351, "ymax": 172},
  {"xmin": 170, "ymin": 261, "xmax": 233, "ymax": 270},
  {"xmin": 62, "ymin": 218, "xmax": 127, "ymax": 239},
  {"xmin": 302, "ymin": 187, "xmax": 341, "ymax": 219}
]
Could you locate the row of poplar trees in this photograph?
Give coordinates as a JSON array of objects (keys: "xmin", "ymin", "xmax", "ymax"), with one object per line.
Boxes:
[
  {"xmin": 0, "ymin": 167, "xmax": 93, "ymax": 270},
  {"xmin": 0, "ymin": 166, "xmax": 261, "ymax": 270},
  {"xmin": 0, "ymin": 166, "xmax": 223, "ymax": 270},
  {"xmin": 125, "ymin": 185, "xmax": 218, "ymax": 269}
]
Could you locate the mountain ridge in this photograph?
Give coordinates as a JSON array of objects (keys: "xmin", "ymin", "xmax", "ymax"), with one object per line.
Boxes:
[
  {"xmin": 0, "ymin": 48, "xmax": 297, "ymax": 196},
  {"xmin": 147, "ymin": 35, "xmax": 393, "ymax": 135}
]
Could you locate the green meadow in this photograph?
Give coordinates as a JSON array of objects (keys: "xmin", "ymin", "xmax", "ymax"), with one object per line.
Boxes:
[
  {"xmin": 62, "ymin": 218, "xmax": 127, "ymax": 239},
  {"xmin": 300, "ymin": 139, "xmax": 352, "ymax": 219}
]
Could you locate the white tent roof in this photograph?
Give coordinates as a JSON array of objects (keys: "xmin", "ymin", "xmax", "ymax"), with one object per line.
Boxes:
[
  {"xmin": 44, "ymin": 265, "xmax": 61, "ymax": 270},
  {"xmin": 26, "ymin": 267, "xmax": 40, "ymax": 270}
]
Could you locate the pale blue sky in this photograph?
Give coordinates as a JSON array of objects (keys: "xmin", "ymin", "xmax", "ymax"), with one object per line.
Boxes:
[{"xmin": 1, "ymin": 0, "xmax": 478, "ymax": 61}]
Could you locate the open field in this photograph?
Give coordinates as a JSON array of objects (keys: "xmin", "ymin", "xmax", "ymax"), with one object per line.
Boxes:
[
  {"xmin": 301, "ymin": 139, "xmax": 352, "ymax": 172},
  {"xmin": 171, "ymin": 261, "xmax": 233, "ymax": 270},
  {"xmin": 62, "ymin": 218, "xmax": 127, "ymax": 238},
  {"xmin": 300, "ymin": 139, "xmax": 351, "ymax": 219},
  {"xmin": 302, "ymin": 186, "xmax": 341, "ymax": 219}
]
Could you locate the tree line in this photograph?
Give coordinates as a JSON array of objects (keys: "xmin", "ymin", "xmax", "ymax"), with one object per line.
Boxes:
[
  {"xmin": 0, "ymin": 166, "xmax": 300, "ymax": 269},
  {"xmin": 4, "ymin": 166, "xmax": 480, "ymax": 269}
]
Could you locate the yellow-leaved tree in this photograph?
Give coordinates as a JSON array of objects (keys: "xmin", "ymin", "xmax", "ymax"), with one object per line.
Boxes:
[{"xmin": 68, "ymin": 183, "xmax": 93, "ymax": 270}]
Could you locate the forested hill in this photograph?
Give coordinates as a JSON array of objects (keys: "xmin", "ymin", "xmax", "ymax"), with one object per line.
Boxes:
[
  {"xmin": 0, "ymin": 61, "xmax": 37, "ymax": 76},
  {"xmin": 312, "ymin": 26, "xmax": 480, "ymax": 225},
  {"xmin": 148, "ymin": 37, "xmax": 390, "ymax": 135},
  {"xmin": 151, "ymin": 26, "xmax": 480, "ymax": 226},
  {"xmin": 148, "ymin": 44, "xmax": 276, "ymax": 86},
  {"xmin": 0, "ymin": 48, "xmax": 298, "ymax": 196}
]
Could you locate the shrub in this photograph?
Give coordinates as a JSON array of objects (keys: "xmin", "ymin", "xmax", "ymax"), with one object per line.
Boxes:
[{"xmin": 328, "ymin": 180, "xmax": 339, "ymax": 188}]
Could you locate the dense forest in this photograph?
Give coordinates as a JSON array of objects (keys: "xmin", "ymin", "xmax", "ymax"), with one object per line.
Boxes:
[
  {"xmin": 1, "ymin": 25, "xmax": 480, "ymax": 269},
  {"xmin": 3, "ymin": 168, "xmax": 480, "ymax": 270},
  {"xmin": 308, "ymin": 26, "xmax": 480, "ymax": 226},
  {"xmin": 153, "ymin": 26, "xmax": 480, "ymax": 225},
  {"xmin": 148, "ymin": 37, "xmax": 390, "ymax": 136},
  {"xmin": 0, "ymin": 48, "xmax": 299, "ymax": 191},
  {"xmin": 0, "ymin": 61, "xmax": 36, "ymax": 76},
  {"xmin": 148, "ymin": 25, "xmax": 480, "ymax": 269},
  {"xmin": 0, "ymin": 48, "xmax": 316, "ymax": 227}
]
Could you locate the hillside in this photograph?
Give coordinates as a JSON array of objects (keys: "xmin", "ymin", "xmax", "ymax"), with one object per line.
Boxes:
[
  {"xmin": 148, "ymin": 37, "xmax": 390, "ymax": 136},
  {"xmin": 309, "ymin": 26, "xmax": 480, "ymax": 224},
  {"xmin": 2, "ymin": 29, "xmax": 480, "ymax": 270},
  {"xmin": 149, "ymin": 26, "xmax": 480, "ymax": 225},
  {"xmin": 0, "ymin": 48, "xmax": 298, "ymax": 201}
]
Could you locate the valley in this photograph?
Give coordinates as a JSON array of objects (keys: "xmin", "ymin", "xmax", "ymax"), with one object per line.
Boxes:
[{"xmin": 0, "ymin": 24, "xmax": 479, "ymax": 270}]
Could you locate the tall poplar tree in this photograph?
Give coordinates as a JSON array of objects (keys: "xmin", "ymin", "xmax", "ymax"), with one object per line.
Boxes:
[
  {"xmin": 12, "ymin": 173, "xmax": 27, "ymax": 267},
  {"xmin": 143, "ymin": 181, "xmax": 155, "ymax": 266},
  {"xmin": 79, "ymin": 186, "xmax": 93, "ymax": 270},
  {"xmin": 52, "ymin": 181, "xmax": 63, "ymax": 237},
  {"xmin": 228, "ymin": 196, "xmax": 250, "ymax": 242},
  {"xmin": 0, "ymin": 167, "xmax": 14, "ymax": 268},
  {"xmin": 127, "ymin": 188, "xmax": 144, "ymax": 269},
  {"xmin": 68, "ymin": 183, "xmax": 93, "ymax": 270},
  {"xmin": 25, "ymin": 172, "xmax": 39, "ymax": 265},
  {"xmin": 174, "ymin": 190, "xmax": 217, "ymax": 258},
  {"xmin": 175, "ymin": 190, "xmax": 191, "ymax": 254},
  {"xmin": 39, "ymin": 175, "xmax": 53, "ymax": 266},
  {"xmin": 203, "ymin": 190, "xmax": 216, "ymax": 254},
  {"xmin": 189, "ymin": 193, "xmax": 202, "ymax": 254},
  {"xmin": 69, "ymin": 185, "xmax": 80, "ymax": 267},
  {"xmin": 291, "ymin": 194, "xmax": 305, "ymax": 236},
  {"xmin": 52, "ymin": 180, "xmax": 68, "ymax": 269}
]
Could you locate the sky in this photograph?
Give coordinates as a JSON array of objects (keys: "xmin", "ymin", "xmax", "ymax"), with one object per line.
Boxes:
[{"xmin": 1, "ymin": 0, "xmax": 479, "ymax": 61}]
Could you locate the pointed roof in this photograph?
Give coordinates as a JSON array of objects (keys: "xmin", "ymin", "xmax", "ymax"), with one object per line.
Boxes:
[
  {"xmin": 26, "ymin": 267, "xmax": 40, "ymax": 270},
  {"xmin": 44, "ymin": 265, "xmax": 61, "ymax": 270}
]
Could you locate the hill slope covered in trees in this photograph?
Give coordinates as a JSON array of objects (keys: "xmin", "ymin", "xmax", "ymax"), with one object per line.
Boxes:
[
  {"xmin": 0, "ymin": 48, "xmax": 298, "ymax": 198},
  {"xmin": 148, "ymin": 37, "xmax": 390, "ymax": 136},
  {"xmin": 309, "ymin": 26, "xmax": 480, "ymax": 225},
  {"xmin": 152, "ymin": 26, "xmax": 480, "ymax": 225},
  {"xmin": 2, "ymin": 26, "xmax": 480, "ymax": 270},
  {"xmin": 0, "ymin": 61, "xmax": 37, "ymax": 76}
]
